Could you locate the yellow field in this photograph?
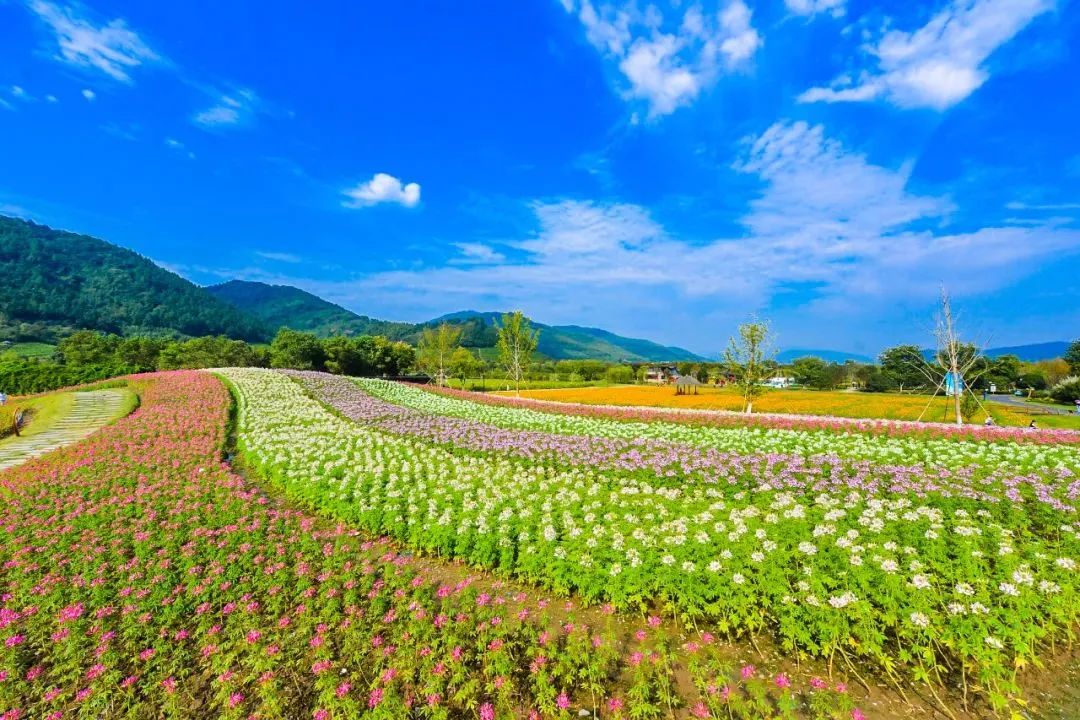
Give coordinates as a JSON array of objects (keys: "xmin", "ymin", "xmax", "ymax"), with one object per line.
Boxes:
[{"xmin": 502, "ymin": 385, "xmax": 1080, "ymax": 429}]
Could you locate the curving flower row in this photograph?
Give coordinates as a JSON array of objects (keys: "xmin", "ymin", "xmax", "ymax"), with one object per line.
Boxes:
[
  {"xmin": 222, "ymin": 368, "xmax": 1080, "ymax": 710},
  {"xmin": 4, "ymin": 370, "xmax": 875, "ymax": 720}
]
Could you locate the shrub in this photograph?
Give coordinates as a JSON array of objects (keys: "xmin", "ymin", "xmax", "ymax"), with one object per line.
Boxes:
[{"xmin": 1049, "ymin": 376, "xmax": 1080, "ymax": 405}]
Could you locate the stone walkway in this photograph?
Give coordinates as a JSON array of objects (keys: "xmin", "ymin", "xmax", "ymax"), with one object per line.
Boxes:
[{"xmin": 0, "ymin": 389, "xmax": 131, "ymax": 471}]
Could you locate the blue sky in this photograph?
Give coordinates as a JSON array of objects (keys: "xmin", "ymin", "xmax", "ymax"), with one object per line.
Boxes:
[{"xmin": 1, "ymin": 0, "xmax": 1078, "ymax": 356}]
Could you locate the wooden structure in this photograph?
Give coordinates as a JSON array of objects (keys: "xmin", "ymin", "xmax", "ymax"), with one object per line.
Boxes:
[{"xmin": 674, "ymin": 375, "xmax": 702, "ymax": 395}]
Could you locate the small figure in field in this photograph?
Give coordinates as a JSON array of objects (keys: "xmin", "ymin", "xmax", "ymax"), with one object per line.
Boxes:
[
  {"xmin": 0, "ymin": 392, "xmax": 7, "ymax": 406},
  {"xmin": 983, "ymin": 416, "xmax": 994, "ymax": 427},
  {"xmin": 1074, "ymin": 399, "xmax": 1080, "ymax": 415},
  {"xmin": 1028, "ymin": 419, "xmax": 1038, "ymax": 430}
]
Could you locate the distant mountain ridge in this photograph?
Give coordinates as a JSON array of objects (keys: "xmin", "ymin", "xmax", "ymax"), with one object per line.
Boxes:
[
  {"xmin": 776, "ymin": 348, "xmax": 873, "ymax": 364},
  {"xmin": 210, "ymin": 283, "xmax": 704, "ymax": 362},
  {"xmin": 0, "ymin": 215, "xmax": 267, "ymax": 342}
]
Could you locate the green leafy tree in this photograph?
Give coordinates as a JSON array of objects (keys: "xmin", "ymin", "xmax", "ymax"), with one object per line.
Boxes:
[
  {"xmin": 863, "ymin": 367, "xmax": 898, "ymax": 393},
  {"xmin": 323, "ymin": 336, "xmax": 368, "ymax": 376},
  {"xmin": 724, "ymin": 318, "xmax": 776, "ymax": 414},
  {"xmin": 116, "ymin": 337, "xmax": 166, "ymax": 372},
  {"xmin": 496, "ymin": 311, "xmax": 539, "ymax": 395},
  {"xmin": 449, "ymin": 346, "xmax": 481, "ymax": 388},
  {"xmin": 878, "ymin": 345, "xmax": 931, "ymax": 392},
  {"xmin": 1065, "ymin": 340, "xmax": 1080, "ymax": 375},
  {"xmin": 269, "ymin": 329, "xmax": 325, "ymax": 370},
  {"xmin": 59, "ymin": 330, "xmax": 120, "ymax": 366},
  {"xmin": 791, "ymin": 356, "xmax": 832, "ymax": 390},
  {"xmin": 157, "ymin": 336, "xmax": 263, "ymax": 369},
  {"xmin": 417, "ymin": 323, "xmax": 463, "ymax": 386},
  {"xmin": 605, "ymin": 365, "xmax": 634, "ymax": 384}
]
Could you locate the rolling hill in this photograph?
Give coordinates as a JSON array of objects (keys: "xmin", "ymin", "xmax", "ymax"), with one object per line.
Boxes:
[
  {"xmin": 0, "ymin": 216, "xmax": 268, "ymax": 342},
  {"xmin": 210, "ymin": 282, "xmax": 704, "ymax": 362},
  {"xmin": 776, "ymin": 348, "xmax": 874, "ymax": 364}
]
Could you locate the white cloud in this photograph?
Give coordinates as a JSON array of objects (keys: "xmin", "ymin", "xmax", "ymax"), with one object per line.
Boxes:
[
  {"xmin": 342, "ymin": 173, "xmax": 421, "ymax": 209},
  {"xmin": 192, "ymin": 89, "xmax": 261, "ymax": 129},
  {"xmin": 10, "ymin": 85, "xmax": 28, "ymax": 99},
  {"xmin": 45, "ymin": 94, "xmax": 58, "ymax": 103},
  {"xmin": 800, "ymin": 0, "xmax": 1055, "ymax": 109},
  {"xmin": 325, "ymin": 121, "xmax": 1079, "ymax": 338},
  {"xmin": 784, "ymin": 0, "xmax": 846, "ymax": 18},
  {"xmin": 81, "ymin": 88, "xmax": 95, "ymax": 101},
  {"xmin": 164, "ymin": 137, "xmax": 195, "ymax": 159},
  {"xmin": 255, "ymin": 250, "xmax": 301, "ymax": 263},
  {"xmin": 454, "ymin": 243, "xmax": 506, "ymax": 264},
  {"xmin": 562, "ymin": 0, "xmax": 761, "ymax": 118},
  {"xmin": 26, "ymin": 0, "xmax": 159, "ymax": 83}
]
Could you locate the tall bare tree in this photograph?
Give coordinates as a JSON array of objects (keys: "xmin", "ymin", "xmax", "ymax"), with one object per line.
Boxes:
[
  {"xmin": 724, "ymin": 318, "xmax": 776, "ymax": 414},
  {"xmin": 496, "ymin": 311, "xmax": 539, "ymax": 396},
  {"xmin": 417, "ymin": 323, "xmax": 463, "ymax": 387},
  {"xmin": 931, "ymin": 288, "xmax": 988, "ymax": 426}
]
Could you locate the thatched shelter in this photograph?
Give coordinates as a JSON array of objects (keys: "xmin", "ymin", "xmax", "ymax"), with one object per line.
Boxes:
[{"xmin": 674, "ymin": 375, "xmax": 702, "ymax": 395}]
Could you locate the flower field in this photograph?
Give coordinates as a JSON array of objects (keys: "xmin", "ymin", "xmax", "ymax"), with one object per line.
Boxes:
[
  {"xmin": 0, "ymin": 371, "xmax": 875, "ymax": 720},
  {"xmin": 220, "ymin": 369, "xmax": 1080, "ymax": 714},
  {"xmin": 502, "ymin": 385, "xmax": 1080, "ymax": 431}
]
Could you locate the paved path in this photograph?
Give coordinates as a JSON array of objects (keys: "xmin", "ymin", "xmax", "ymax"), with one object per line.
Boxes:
[
  {"xmin": 0, "ymin": 389, "xmax": 131, "ymax": 471},
  {"xmin": 987, "ymin": 393, "xmax": 1074, "ymax": 416}
]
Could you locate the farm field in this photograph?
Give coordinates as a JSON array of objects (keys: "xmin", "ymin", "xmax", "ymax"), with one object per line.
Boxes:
[
  {"xmin": 503, "ymin": 385, "xmax": 1080, "ymax": 429},
  {"xmin": 3, "ymin": 368, "xmax": 1079, "ymax": 719},
  {"xmin": 1, "ymin": 342, "xmax": 57, "ymax": 360}
]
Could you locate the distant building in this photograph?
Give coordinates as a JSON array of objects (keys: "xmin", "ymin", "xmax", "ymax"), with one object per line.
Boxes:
[
  {"xmin": 763, "ymin": 375, "xmax": 794, "ymax": 389},
  {"xmin": 644, "ymin": 365, "xmax": 678, "ymax": 384}
]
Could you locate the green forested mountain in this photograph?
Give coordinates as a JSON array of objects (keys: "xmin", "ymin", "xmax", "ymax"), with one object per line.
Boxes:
[
  {"xmin": 211, "ymin": 281, "xmax": 703, "ymax": 362},
  {"xmin": 0, "ymin": 216, "xmax": 267, "ymax": 342},
  {"xmin": 206, "ymin": 280, "xmax": 414, "ymax": 338}
]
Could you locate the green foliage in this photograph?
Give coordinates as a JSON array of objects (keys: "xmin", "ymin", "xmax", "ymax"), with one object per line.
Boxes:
[
  {"xmin": 1064, "ymin": 340, "xmax": 1080, "ymax": 375},
  {"xmin": 0, "ymin": 360, "xmax": 133, "ymax": 394},
  {"xmin": 605, "ymin": 364, "xmax": 634, "ymax": 384},
  {"xmin": 270, "ymin": 329, "xmax": 326, "ymax": 371},
  {"xmin": 1018, "ymin": 371, "xmax": 1048, "ymax": 391},
  {"xmin": 790, "ymin": 358, "xmax": 846, "ymax": 390},
  {"xmin": 157, "ymin": 336, "xmax": 266, "ymax": 370},
  {"xmin": 1050, "ymin": 376, "xmax": 1080, "ymax": 405},
  {"xmin": 878, "ymin": 345, "xmax": 931, "ymax": 391},
  {"xmin": 0, "ymin": 215, "xmax": 267, "ymax": 341},
  {"xmin": 496, "ymin": 311, "xmax": 540, "ymax": 394},
  {"xmin": 417, "ymin": 323, "xmax": 463, "ymax": 385},
  {"xmin": 58, "ymin": 330, "xmax": 120, "ymax": 366},
  {"xmin": 862, "ymin": 367, "xmax": 898, "ymax": 393},
  {"xmin": 449, "ymin": 347, "xmax": 481, "ymax": 386},
  {"xmin": 724, "ymin": 319, "xmax": 776, "ymax": 413}
]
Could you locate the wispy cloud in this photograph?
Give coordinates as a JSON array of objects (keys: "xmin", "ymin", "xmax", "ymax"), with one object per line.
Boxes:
[
  {"xmin": 81, "ymin": 88, "xmax": 95, "ymax": 101},
  {"xmin": 799, "ymin": 0, "xmax": 1055, "ymax": 110},
  {"xmin": 560, "ymin": 0, "xmax": 761, "ymax": 118},
  {"xmin": 342, "ymin": 173, "xmax": 421, "ymax": 209},
  {"xmin": 784, "ymin": 0, "xmax": 845, "ymax": 18},
  {"xmin": 255, "ymin": 250, "xmax": 302, "ymax": 263},
  {"xmin": 164, "ymin": 137, "xmax": 195, "ymax": 159},
  {"xmin": 192, "ymin": 89, "xmax": 262, "ymax": 129},
  {"xmin": 310, "ymin": 121, "xmax": 1080, "ymax": 333},
  {"xmin": 26, "ymin": 0, "xmax": 160, "ymax": 83},
  {"xmin": 453, "ymin": 243, "xmax": 506, "ymax": 265}
]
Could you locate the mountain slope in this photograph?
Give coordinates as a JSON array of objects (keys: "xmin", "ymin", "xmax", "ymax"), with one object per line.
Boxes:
[
  {"xmin": 776, "ymin": 348, "xmax": 874, "ymax": 364},
  {"xmin": 214, "ymin": 285, "xmax": 703, "ymax": 361},
  {"xmin": 206, "ymin": 280, "xmax": 413, "ymax": 338},
  {"xmin": 983, "ymin": 341, "xmax": 1070, "ymax": 362},
  {"xmin": 0, "ymin": 216, "xmax": 267, "ymax": 341}
]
